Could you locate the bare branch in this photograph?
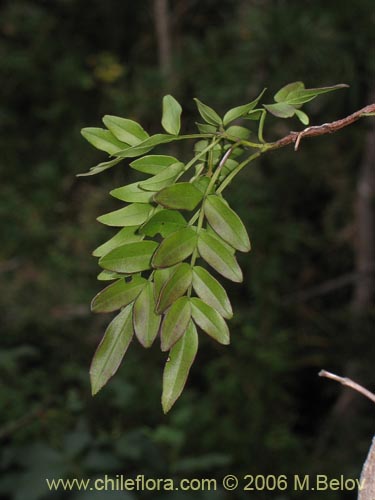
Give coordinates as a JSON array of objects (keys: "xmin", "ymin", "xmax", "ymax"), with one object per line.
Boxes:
[
  {"xmin": 319, "ymin": 370, "xmax": 375, "ymax": 404},
  {"xmin": 269, "ymin": 104, "xmax": 375, "ymax": 151}
]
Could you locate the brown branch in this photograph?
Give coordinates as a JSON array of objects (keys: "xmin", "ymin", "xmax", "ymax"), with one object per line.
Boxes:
[
  {"xmin": 319, "ymin": 370, "xmax": 375, "ymax": 404},
  {"xmin": 269, "ymin": 104, "xmax": 375, "ymax": 151}
]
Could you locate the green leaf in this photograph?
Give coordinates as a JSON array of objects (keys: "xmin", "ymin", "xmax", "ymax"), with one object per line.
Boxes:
[
  {"xmin": 152, "ymin": 227, "xmax": 197, "ymax": 268},
  {"xmin": 193, "ymin": 98, "xmax": 222, "ymax": 126},
  {"xmin": 206, "ymin": 224, "xmax": 235, "ymax": 254},
  {"xmin": 110, "ymin": 182, "xmax": 156, "ymax": 203},
  {"xmin": 97, "ymin": 203, "xmax": 153, "ymax": 227},
  {"xmin": 245, "ymin": 109, "xmax": 263, "ymax": 121},
  {"xmin": 223, "ymin": 88, "xmax": 266, "ymax": 125},
  {"xmin": 197, "ymin": 230, "xmax": 243, "ymax": 282},
  {"xmin": 193, "ymin": 176, "xmax": 211, "ymax": 194},
  {"xmin": 91, "ymin": 276, "xmax": 147, "ymax": 313},
  {"xmin": 81, "ymin": 128, "xmax": 128, "ymax": 155},
  {"xmin": 154, "ymin": 266, "xmax": 178, "ymax": 301},
  {"xmin": 162, "ymin": 95, "xmax": 182, "ymax": 135},
  {"xmin": 99, "ymin": 241, "xmax": 158, "ymax": 273},
  {"xmin": 103, "ymin": 116, "xmax": 149, "ymax": 146},
  {"xmin": 274, "ymin": 81, "xmax": 305, "ymax": 102},
  {"xmin": 295, "ymin": 109, "xmax": 310, "ymax": 125},
  {"xmin": 190, "ymin": 297, "xmax": 230, "ymax": 345},
  {"xmin": 160, "ymin": 297, "xmax": 191, "ymax": 351},
  {"xmin": 133, "ymin": 281, "xmax": 161, "ymax": 348},
  {"xmin": 116, "ymin": 134, "xmax": 180, "ymax": 158},
  {"xmin": 196, "ymin": 122, "xmax": 217, "ymax": 133},
  {"xmin": 140, "ymin": 209, "xmax": 187, "ymax": 238},
  {"xmin": 156, "ymin": 263, "xmax": 192, "ymax": 313},
  {"xmin": 139, "ymin": 162, "xmax": 184, "ymax": 192},
  {"xmin": 154, "ymin": 183, "xmax": 203, "ymax": 211},
  {"xmin": 204, "ymin": 195, "xmax": 250, "ymax": 252},
  {"xmin": 263, "ymin": 103, "xmax": 296, "ymax": 118},
  {"xmin": 130, "ymin": 155, "xmax": 178, "ymax": 175},
  {"xmin": 93, "ymin": 227, "xmax": 144, "ymax": 258},
  {"xmin": 284, "ymin": 83, "xmax": 348, "ymax": 106},
  {"xmin": 90, "ymin": 304, "xmax": 134, "ymax": 395},
  {"xmin": 77, "ymin": 157, "xmax": 122, "ymax": 177},
  {"xmin": 162, "ymin": 320, "xmax": 198, "ymax": 413},
  {"xmin": 97, "ymin": 270, "xmax": 123, "ymax": 281},
  {"xmin": 192, "ymin": 266, "xmax": 233, "ymax": 319},
  {"xmin": 225, "ymin": 125, "xmax": 251, "ymax": 140}
]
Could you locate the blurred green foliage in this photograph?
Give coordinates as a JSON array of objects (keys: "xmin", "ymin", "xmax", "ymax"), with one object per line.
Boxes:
[{"xmin": 0, "ymin": 1, "xmax": 374, "ymax": 499}]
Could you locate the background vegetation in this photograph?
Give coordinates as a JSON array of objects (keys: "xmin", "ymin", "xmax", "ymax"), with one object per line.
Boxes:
[{"xmin": 0, "ymin": 1, "xmax": 374, "ymax": 499}]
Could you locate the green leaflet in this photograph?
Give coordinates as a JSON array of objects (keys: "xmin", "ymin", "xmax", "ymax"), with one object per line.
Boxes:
[
  {"xmin": 99, "ymin": 241, "xmax": 158, "ymax": 273},
  {"xmin": 115, "ymin": 134, "xmax": 180, "ymax": 158},
  {"xmin": 139, "ymin": 162, "xmax": 184, "ymax": 191},
  {"xmin": 110, "ymin": 182, "xmax": 156, "ymax": 203},
  {"xmin": 196, "ymin": 122, "xmax": 217, "ymax": 133},
  {"xmin": 152, "ymin": 227, "xmax": 197, "ymax": 268},
  {"xmin": 153, "ymin": 266, "xmax": 179, "ymax": 302},
  {"xmin": 193, "ymin": 98, "xmax": 222, "ymax": 126},
  {"xmin": 223, "ymin": 88, "xmax": 266, "ymax": 126},
  {"xmin": 225, "ymin": 125, "xmax": 251, "ymax": 140},
  {"xmin": 295, "ymin": 109, "xmax": 309, "ymax": 125},
  {"xmin": 160, "ymin": 296, "xmax": 191, "ymax": 352},
  {"xmin": 81, "ymin": 128, "xmax": 129, "ymax": 155},
  {"xmin": 93, "ymin": 227, "xmax": 144, "ymax": 258},
  {"xmin": 263, "ymin": 102, "xmax": 296, "ymax": 118},
  {"xmin": 274, "ymin": 81, "xmax": 305, "ymax": 102},
  {"xmin": 130, "ymin": 155, "xmax": 179, "ymax": 175},
  {"xmin": 162, "ymin": 95, "xmax": 182, "ymax": 135},
  {"xmin": 133, "ymin": 281, "xmax": 161, "ymax": 348},
  {"xmin": 192, "ymin": 266, "xmax": 233, "ymax": 319},
  {"xmin": 91, "ymin": 276, "xmax": 147, "ymax": 313},
  {"xmin": 90, "ymin": 303, "xmax": 134, "ymax": 395},
  {"xmin": 162, "ymin": 320, "xmax": 198, "ymax": 413},
  {"xmin": 97, "ymin": 203, "xmax": 153, "ymax": 227},
  {"xmin": 190, "ymin": 297, "xmax": 230, "ymax": 345},
  {"xmin": 103, "ymin": 116, "xmax": 149, "ymax": 146},
  {"xmin": 156, "ymin": 263, "xmax": 192, "ymax": 313},
  {"xmin": 97, "ymin": 270, "xmax": 124, "ymax": 281},
  {"xmin": 140, "ymin": 210, "xmax": 187, "ymax": 238},
  {"xmin": 154, "ymin": 183, "xmax": 203, "ymax": 211},
  {"xmin": 204, "ymin": 195, "xmax": 250, "ymax": 252},
  {"xmin": 197, "ymin": 230, "xmax": 243, "ymax": 282},
  {"xmin": 77, "ymin": 157, "xmax": 123, "ymax": 177}
]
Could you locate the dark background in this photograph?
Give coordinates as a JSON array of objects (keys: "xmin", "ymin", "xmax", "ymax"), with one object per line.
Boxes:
[{"xmin": 0, "ymin": 1, "xmax": 374, "ymax": 499}]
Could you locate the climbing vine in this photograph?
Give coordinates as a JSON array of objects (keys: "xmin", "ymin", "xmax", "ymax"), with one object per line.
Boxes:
[{"xmin": 80, "ymin": 82, "xmax": 370, "ymax": 413}]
